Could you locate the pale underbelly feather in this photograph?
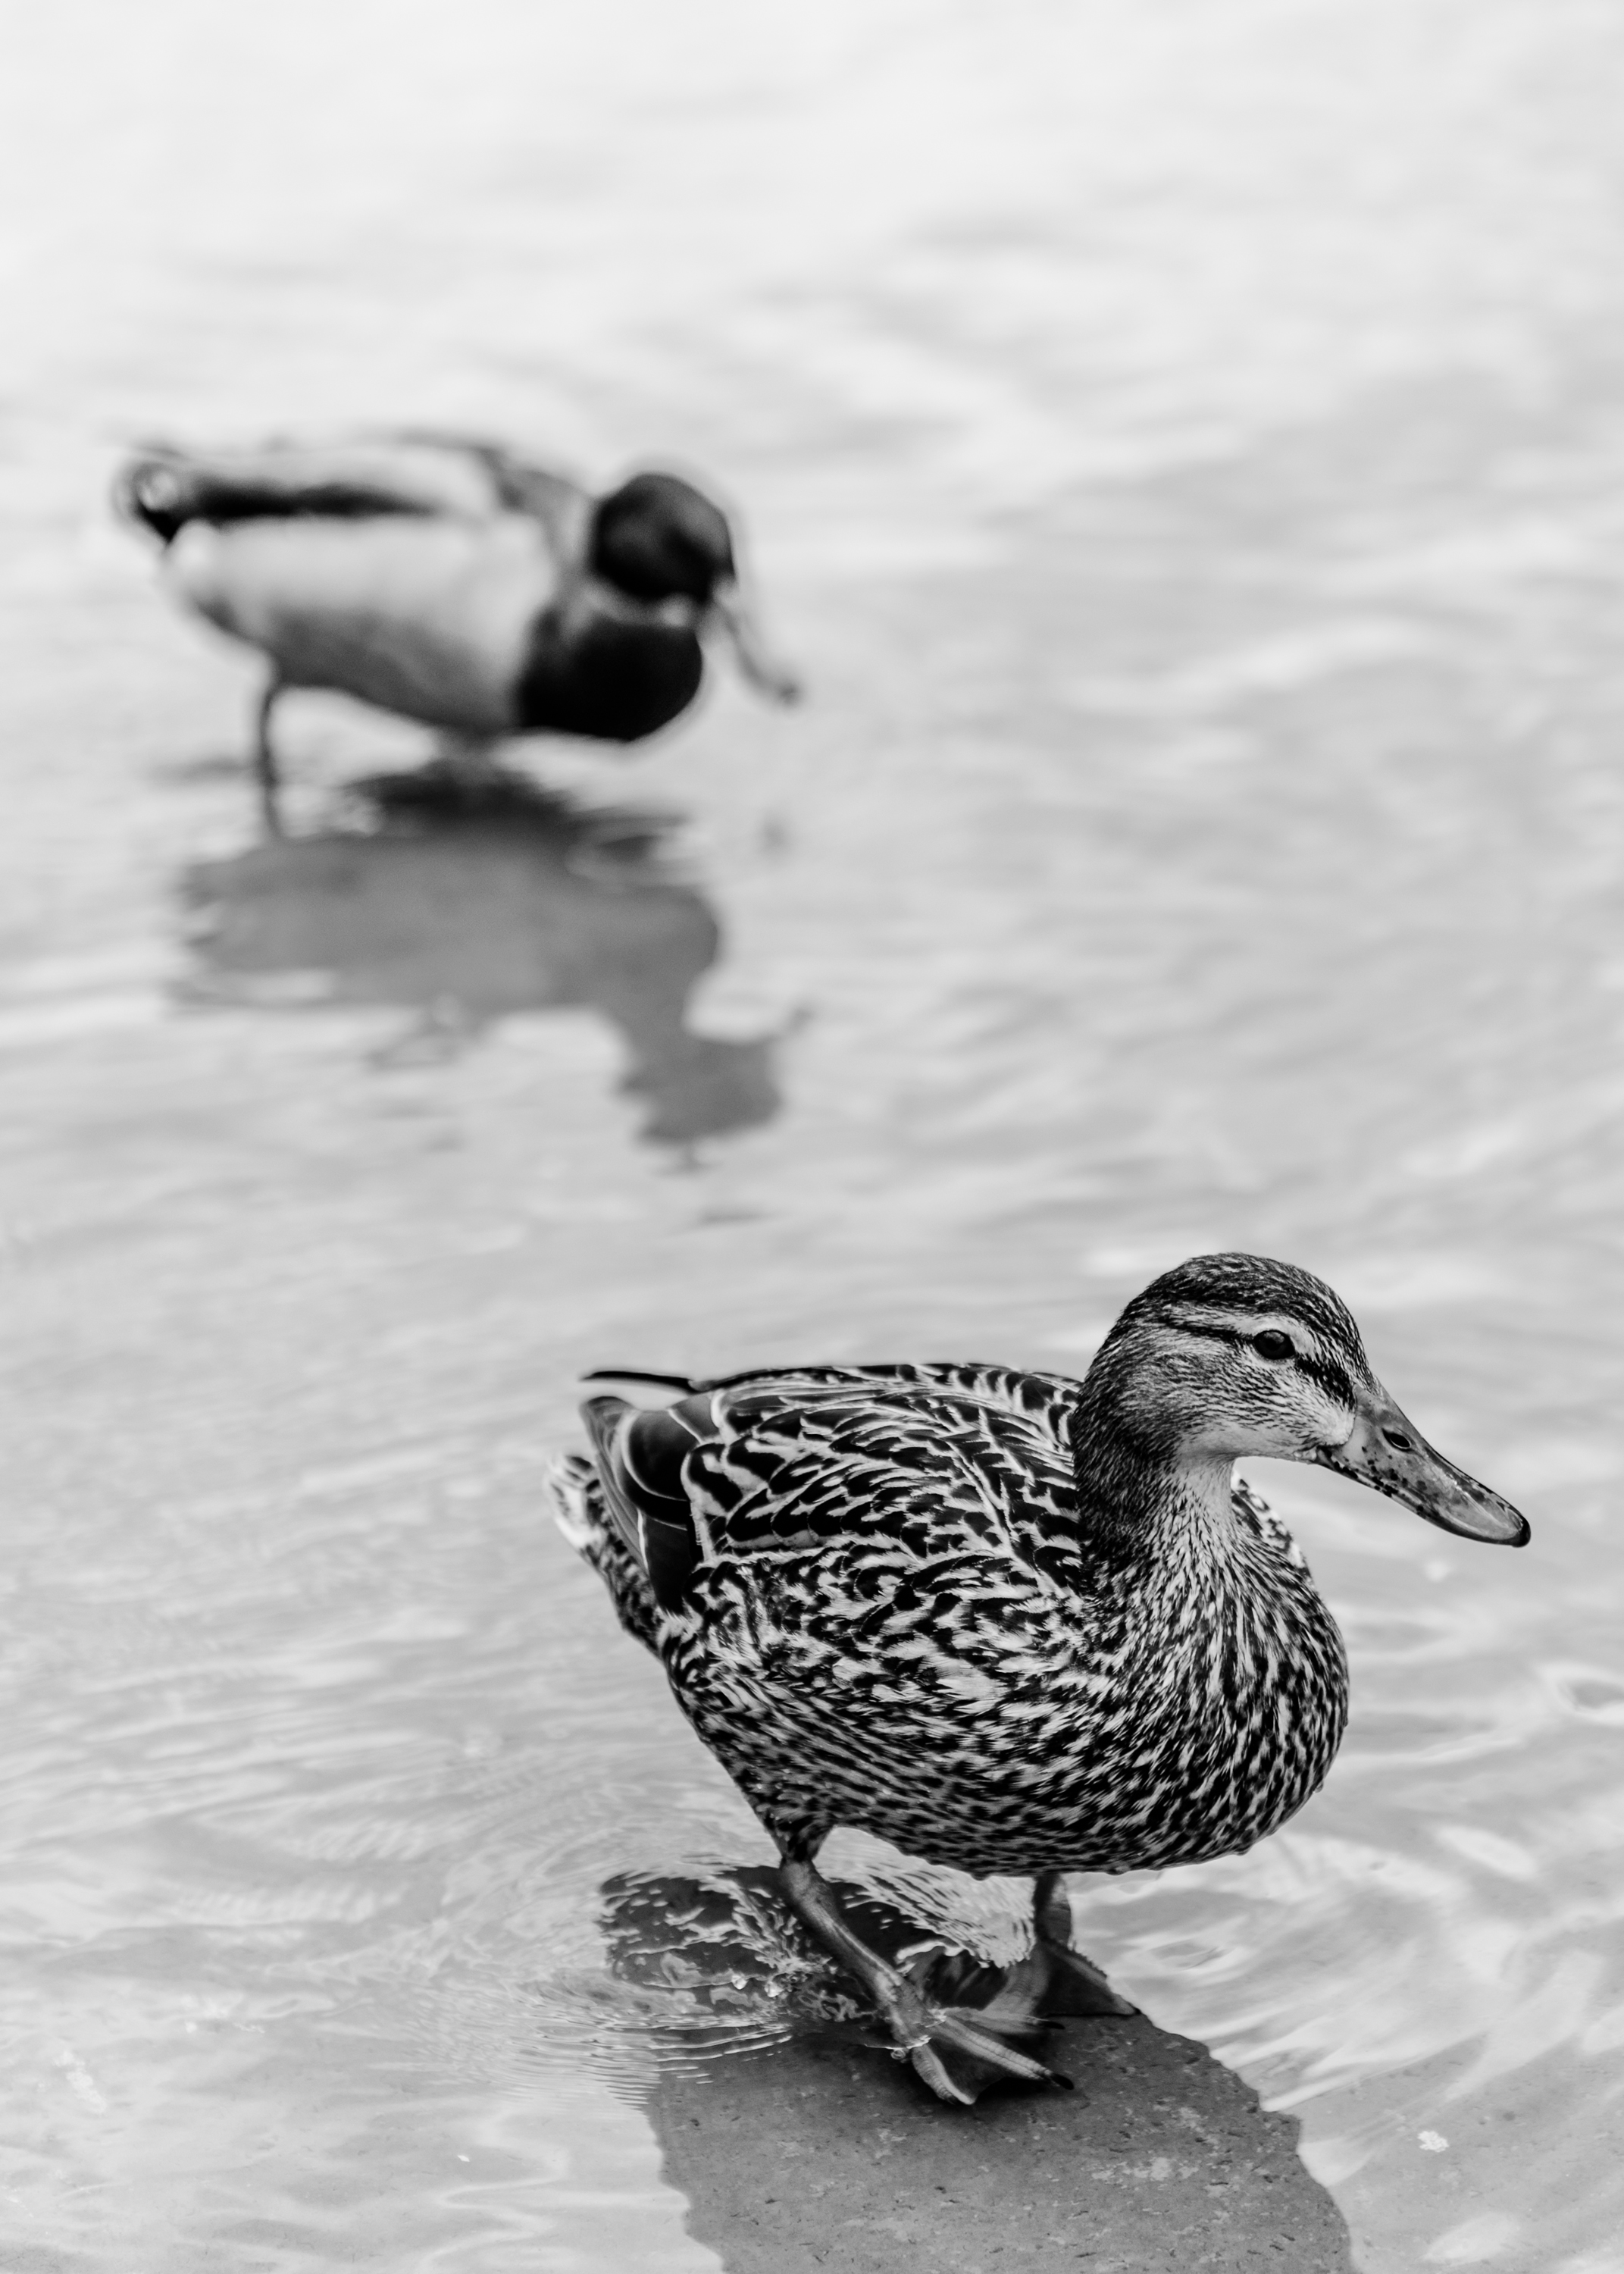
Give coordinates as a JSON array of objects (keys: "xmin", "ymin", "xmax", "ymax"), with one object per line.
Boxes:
[{"xmin": 167, "ymin": 515, "xmax": 559, "ymax": 733}]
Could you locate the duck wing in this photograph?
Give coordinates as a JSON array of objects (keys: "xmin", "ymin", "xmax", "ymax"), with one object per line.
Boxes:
[
  {"xmin": 117, "ymin": 434, "xmax": 585, "ymax": 547},
  {"xmin": 158, "ymin": 510, "xmax": 555, "ymax": 735},
  {"xmin": 580, "ymin": 1362, "xmax": 1087, "ymax": 1621}
]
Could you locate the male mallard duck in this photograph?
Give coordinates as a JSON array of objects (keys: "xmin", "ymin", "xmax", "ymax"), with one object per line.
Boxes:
[
  {"xmin": 115, "ymin": 433, "xmax": 799, "ymax": 833},
  {"xmin": 549, "ymin": 1252, "xmax": 1528, "ymax": 2104}
]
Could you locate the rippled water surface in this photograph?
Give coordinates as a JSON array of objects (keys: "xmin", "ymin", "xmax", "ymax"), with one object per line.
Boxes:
[{"xmin": 4, "ymin": 2, "xmax": 1624, "ymax": 2268}]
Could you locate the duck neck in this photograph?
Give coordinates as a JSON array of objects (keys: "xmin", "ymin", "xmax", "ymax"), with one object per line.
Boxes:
[{"xmin": 1068, "ymin": 1381, "xmax": 1242, "ymax": 1568}]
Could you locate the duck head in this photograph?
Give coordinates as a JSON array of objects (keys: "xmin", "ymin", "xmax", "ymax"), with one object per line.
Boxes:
[
  {"xmin": 1084, "ymin": 1252, "xmax": 1529, "ymax": 1546},
  {"xmin": 590, "ymin": 473, "xmax": 801, "ymax": 705}
]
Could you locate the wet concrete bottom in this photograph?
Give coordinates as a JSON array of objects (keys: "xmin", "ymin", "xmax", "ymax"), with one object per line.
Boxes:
[{"xmin": 646, "ymin": 2015, "xmax": 1353, "ymax": 2272}]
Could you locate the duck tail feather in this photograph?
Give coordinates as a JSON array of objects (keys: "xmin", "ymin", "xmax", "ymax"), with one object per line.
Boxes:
[
  {"xmin": 544, "ymin": 1452, "xmax": 599, "ymax": 1553},
  {"xmin": 114, "ymin": 452, "xmax": 191, "ymax": 545},
  {"xmin": 545, "ymin": 1449, "xmax": 661, "ymax": 1655},
  {"xmin": 578, "ymin": 1395, "xmax": 649, "ymax": 1573},
  {"xmin": 581, "ymin": 1367, "xmax": 701, "ymax": 1395}
]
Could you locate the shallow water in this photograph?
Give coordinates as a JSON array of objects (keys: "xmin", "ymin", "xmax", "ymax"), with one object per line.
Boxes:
[{"xmin": 4, "ymin": 1, "xmax": 1624, "ymax": 2267}]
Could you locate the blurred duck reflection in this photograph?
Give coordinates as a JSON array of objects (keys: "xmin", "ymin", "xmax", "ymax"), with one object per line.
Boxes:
[{"xmin": 178, "ymin": 772, "xmax": 783, "ymax": 1148}]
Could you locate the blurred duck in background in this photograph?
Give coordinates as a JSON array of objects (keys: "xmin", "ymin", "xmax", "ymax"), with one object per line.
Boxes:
[{"xmin": 115, "ymin": 432, "xmax": 800, "ymax": 832}]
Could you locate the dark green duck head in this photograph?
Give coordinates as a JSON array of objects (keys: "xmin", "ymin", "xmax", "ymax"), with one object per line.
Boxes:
[
  {"xmin": 1084, "ymin": 1252, "xmax": 1529, "ymax": 1548},
  {"xmin": 590, "ymin": 472, "xmax": 801, "ymax": 705}
]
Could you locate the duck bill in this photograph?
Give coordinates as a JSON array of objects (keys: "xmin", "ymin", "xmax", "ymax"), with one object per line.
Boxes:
[
  {"xmin": 710, "ymin": 578, "xmax": 802, "ymax": 705},
  {"xmin": 1316, "ymin": 1386, "xmax": 1529, "ymax": 1546}
]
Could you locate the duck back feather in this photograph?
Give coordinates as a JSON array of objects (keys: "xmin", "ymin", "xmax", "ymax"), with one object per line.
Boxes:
[{"xmin": 554, "ymin": 1361, "xmax": 1350, "ymax": 1878}]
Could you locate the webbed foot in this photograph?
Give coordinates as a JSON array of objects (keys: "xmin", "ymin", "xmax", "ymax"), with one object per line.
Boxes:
[
  {"xmin": 1032, "ymin": 1939, "xmax": 1137, "ymax": 2017},
  {"xmin": 887, "ymin": 1947, "xmax": 1074, "ymax": 2105},
  {"xmin": 1031, "ymin": 1869, "xmax": 1135, "ymax": 2018},
  {"xmin": 779, "ymin": 1853, "xmax": 1073, "ymax": 2107}
]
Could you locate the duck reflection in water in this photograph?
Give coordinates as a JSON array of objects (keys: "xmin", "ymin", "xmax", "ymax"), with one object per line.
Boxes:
[
  {"xmin": 179, "ymin": 772, "xmax": 783, "ymax": 1148},
  {"xmin": 117, "ymin": 431, "xmax": 800, "ymax": 835},
  {"xmin": 600, "ymin": 1862, "xmax": 1116, "ymax": 2066},
  {"xmin": 596, "ymin": 1865, "xmax": 1356, "ymax": 2271}
]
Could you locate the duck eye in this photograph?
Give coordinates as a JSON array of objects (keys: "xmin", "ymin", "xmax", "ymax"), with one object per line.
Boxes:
[{"xmin": 1251, "ymin": 1330, "xmax": 1296, "ymax": 1362}]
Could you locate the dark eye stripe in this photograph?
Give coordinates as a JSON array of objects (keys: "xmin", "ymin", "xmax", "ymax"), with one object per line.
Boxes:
[
  {"xmin": 1162, "ymin": 1316, "xmax": 1247, "ymax": 1352},
  {"xmin": 1159, "ymin": 1311, "xmax": 1360, "ymax": 1406},
  {"xmin": 1165, "ymin": 1314, "xmax": 1281, "ymax": 1355}
]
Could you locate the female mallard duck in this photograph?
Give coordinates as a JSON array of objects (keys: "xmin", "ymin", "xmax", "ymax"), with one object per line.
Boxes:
[
  {"xmin": 550, "ymin": 1251, "xmax": 1528, "ymax": 2105},
  {"xmin": 115, "ymin": 433, "xmax": 799, "ymax": 833}
]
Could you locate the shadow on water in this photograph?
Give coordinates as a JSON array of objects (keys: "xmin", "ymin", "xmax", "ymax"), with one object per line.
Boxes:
[
  {"xmin": 176, "ymin": 769, "xmax": 784, "ymax": 1147},
  {"xmin": 602, "ymin": 1868, "xmax": 1355, "ymax": 2274}
]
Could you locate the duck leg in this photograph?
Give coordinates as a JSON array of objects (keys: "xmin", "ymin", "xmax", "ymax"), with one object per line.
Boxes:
[
  {"xmin": 1031, "ymin": 1870, "xmax": 1135, "ymax": 2018},
  {"xmin": 778, "ymin": 1852, "xmax": 1073, "ymax": 2106},
  {"xmin": 253, "ymin": 673, "xmax": 284, "ymax": 838}
]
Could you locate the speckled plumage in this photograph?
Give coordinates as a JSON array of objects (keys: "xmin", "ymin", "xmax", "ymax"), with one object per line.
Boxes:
[
  {"xmin": 552, "ymin": 1356, "xmax": 1349, "ymax": 1878},
  {"xmin": 551, "ymin": 1253, "xmax": 1526, "ymax": 2101}
]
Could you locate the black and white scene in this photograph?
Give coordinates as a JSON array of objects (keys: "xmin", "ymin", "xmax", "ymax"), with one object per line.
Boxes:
[{"xmin": 4, "ymin": 3, "xmax": 1622, "ymax": 2269}]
